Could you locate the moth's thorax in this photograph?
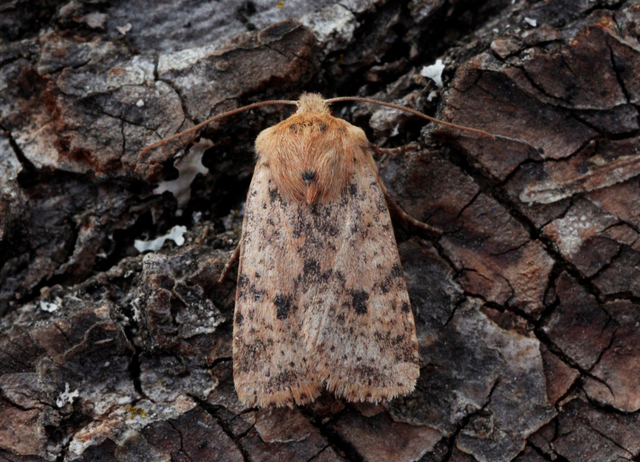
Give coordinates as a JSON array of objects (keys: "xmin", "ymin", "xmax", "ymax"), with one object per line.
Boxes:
[{"xmin": 255, "ymin": 98, "xmax": 373, "ymax": 204}]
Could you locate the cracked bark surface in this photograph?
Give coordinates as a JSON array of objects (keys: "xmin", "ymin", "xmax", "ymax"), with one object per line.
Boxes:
[{"xmin": 1, "ymin": 0, "xmax": 640, "ymax": 461}]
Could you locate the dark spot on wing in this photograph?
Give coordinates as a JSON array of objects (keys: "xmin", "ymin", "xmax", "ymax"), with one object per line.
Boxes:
[
  {"xmin": 235, "ymin": 311, "xmax": 244, "ymax": 326},
  {"xmin": 274, "ymin": 294, "xmax": 294, "ymax": 320},
  {"xmin": 318, "ymin": 122, "xmax": 328, "ymax": 132},
  {"xmin": 298, "ymin": 259, "xmax": 333, "ymax": 287},
  {"xmin": 349, "ymin": 184, "xmax": 357, "ymax": 196},
  {"xmin": 303, "ymin": 259, "xmax": 320, "ymax": 278},
  {"xmin": 402, "ymin": 302, "xmax": 410, "ymax": 313},
  {"xmin": 237, "ymin": 274, "xmax": 250, "ymax": 299},
  {"xmin": 391, "ymin": 264, "xmax": 403, "ymax": 278},
  {"xmin": 350, "ymin": 290, "xmax": 369, "ymax": 315}
]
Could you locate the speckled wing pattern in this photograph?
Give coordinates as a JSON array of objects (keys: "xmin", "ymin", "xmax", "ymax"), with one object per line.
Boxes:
[{"xmin": 233, "ymin": 155, "xmax": 419, "ymax": 407}]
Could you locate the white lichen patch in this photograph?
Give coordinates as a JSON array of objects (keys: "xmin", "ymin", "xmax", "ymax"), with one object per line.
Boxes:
[
  {"xmin": 81, "ymin": 12, "xmax": 108, "ymax": 29},
  {"xmin": 549, "ymin": 214, "xmax": 594, "ymax": 256},
  {"xmin": 421, "ymin": 59, "xmax": 445, "ymax": 88},
  {"xmin": 543, "ymin": 199, "xmax": 618, "ymax": 257},
  {"xmin": 40, "ymin": 301, "xmax": 59, "ymax": 312},
  {"xmin": 153, "ymin": 139, "xmax": 211, "ymax": 207},
  {"xmin": 134, "ymin": 226, "xmax": 187, "ymax": 253},
  {"xmin": 56, "ymin": 383, "xmax": 80, "ymax": 408},
  {"xmin": 116, "ymin": 23, "xmax": 132, "ymax": 35}
]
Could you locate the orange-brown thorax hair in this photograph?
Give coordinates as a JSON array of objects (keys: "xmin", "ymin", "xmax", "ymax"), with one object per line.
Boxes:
[{"xmin": 255, "ymin": 93, "xmax": 374, "ymax": 204}]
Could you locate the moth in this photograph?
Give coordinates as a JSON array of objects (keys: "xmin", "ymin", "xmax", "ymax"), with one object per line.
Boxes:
[{"xmin": 142, "ymin": 93, "xmax": 491, "ymax": 407}]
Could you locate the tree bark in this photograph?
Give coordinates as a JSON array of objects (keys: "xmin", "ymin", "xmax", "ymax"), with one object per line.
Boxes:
[{"xmin": 1, "ymin": 0, "xmax": 639, "ymax": 460}]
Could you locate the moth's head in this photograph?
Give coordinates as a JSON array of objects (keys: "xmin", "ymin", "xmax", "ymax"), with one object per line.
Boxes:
[{"xmin": 296, "ymin": 93, "xmax": 330, "ymax": 114}]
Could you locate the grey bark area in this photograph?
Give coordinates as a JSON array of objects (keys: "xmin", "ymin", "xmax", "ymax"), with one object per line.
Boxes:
[{"xmin": 1, "ymin": 0, "xmax": 639, "ymax": 460}]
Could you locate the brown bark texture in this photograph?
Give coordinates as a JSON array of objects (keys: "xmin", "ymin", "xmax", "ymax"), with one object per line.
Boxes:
[{"xmin": 1, "ymin": 0, "xmax": 640, "ymax": 461}]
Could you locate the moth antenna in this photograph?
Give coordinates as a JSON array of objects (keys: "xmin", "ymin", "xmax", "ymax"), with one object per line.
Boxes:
[
  {"xmin": 140, "ymin": 99, "xmax": 298, "ymax": 157},
  {"xmin": 324, "ymin": 96, "xmax": 495, "ymax": 139}
]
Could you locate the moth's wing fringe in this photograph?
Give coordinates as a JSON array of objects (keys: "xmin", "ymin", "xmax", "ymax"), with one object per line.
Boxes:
[
  {"xmin": 322, "ymin": 370, "xmax": 419, "ymax": 404},
  {"xmin": 238, "ymin": 381, "xmax": 323, "ymax": 408}
]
